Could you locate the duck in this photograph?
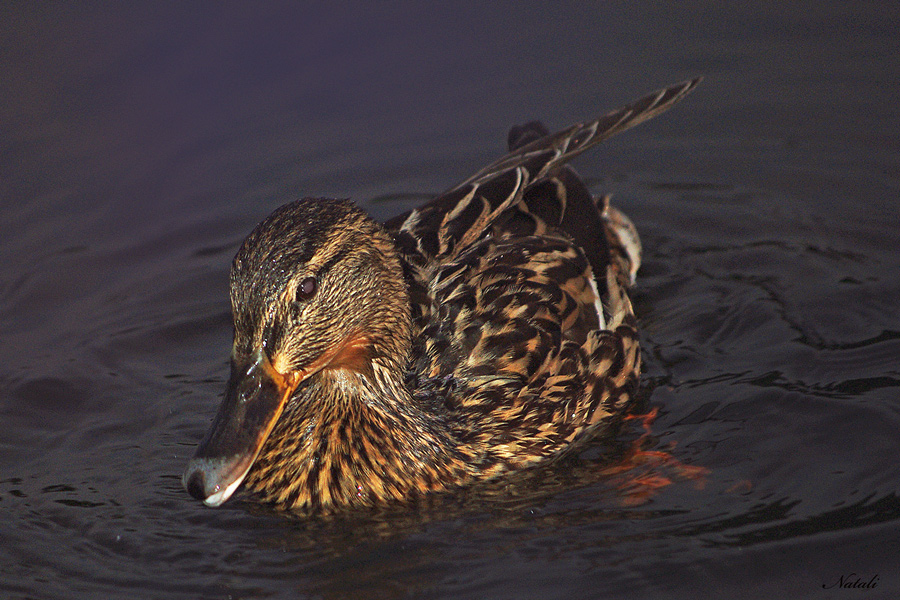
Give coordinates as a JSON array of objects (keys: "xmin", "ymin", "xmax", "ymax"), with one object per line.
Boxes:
[{"xmin": 183, "ymin": 78, "xmax": 701, "ymax": 512}]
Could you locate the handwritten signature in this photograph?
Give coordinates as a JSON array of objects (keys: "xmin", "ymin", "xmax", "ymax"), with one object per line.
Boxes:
[{"xmin": 822, "ymin": 573, "xmax": 879, "ymax": 590}]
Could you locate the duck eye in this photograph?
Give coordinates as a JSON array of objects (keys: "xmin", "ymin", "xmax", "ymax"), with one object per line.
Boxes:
[{"xmin": 296, "ymin": 276, "xmax": 317, "ymax": 301}]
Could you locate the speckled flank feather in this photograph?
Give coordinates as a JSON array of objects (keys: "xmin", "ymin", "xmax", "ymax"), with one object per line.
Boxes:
[{"xmin": 187, "ymin": 79, "xmax": 700, "ymax": 512}]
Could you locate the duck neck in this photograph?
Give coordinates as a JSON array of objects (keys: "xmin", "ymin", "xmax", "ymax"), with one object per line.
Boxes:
[{"xmin": 244, "ymin": 359, "xmax": 468, "ymax": 511}]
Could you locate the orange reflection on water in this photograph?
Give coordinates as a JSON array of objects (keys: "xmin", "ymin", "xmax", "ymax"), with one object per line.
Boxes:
[{"xmin": 603, "ymin": 407, "xmax": 710, "ymax": 506}]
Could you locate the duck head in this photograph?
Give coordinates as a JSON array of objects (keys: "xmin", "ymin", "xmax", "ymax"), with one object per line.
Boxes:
[{"xmin": 182, "ymin": 198, "xmax": 411, "ymax": 507}]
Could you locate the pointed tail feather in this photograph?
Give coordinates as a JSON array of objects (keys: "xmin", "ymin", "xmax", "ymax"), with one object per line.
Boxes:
[{"xmin": 461, "ymin": 77, "xmax": 702, "ymax": 189}]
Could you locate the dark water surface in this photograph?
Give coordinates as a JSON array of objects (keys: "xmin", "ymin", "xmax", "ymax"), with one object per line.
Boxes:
[{"xmin": 2, "ymin": 3, "xmax": 899, "ymax": 599}]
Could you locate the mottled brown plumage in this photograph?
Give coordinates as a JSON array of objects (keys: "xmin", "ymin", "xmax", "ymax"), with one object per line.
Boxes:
[{"xmin": 183, "ymin": 78, "xmax": 701, "ymax": 512}]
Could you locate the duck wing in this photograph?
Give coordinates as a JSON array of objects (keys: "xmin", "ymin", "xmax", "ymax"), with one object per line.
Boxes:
[
  {"xmin": 386, "ymin": 77, "xmax": 701, "ymax": 265},
  {"xmin": 407, "ymin": 227, "xmax": 643, "ymax": 467}
]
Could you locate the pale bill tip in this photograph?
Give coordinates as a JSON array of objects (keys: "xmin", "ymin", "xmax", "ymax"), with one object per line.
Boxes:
[{"xmin": 202, "ymin": 471, "xmax": 247, "ymax": 507}]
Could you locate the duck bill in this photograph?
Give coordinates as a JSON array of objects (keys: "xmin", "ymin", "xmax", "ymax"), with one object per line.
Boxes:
[{"xmin": 182, "ymin": 349, "xmax": 296, "ymax": 507}]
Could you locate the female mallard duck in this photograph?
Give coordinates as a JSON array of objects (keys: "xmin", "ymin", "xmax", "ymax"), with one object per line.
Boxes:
[{"xmin": 183, "ymin": 78, "xmax": 701, "ymax": 511}]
